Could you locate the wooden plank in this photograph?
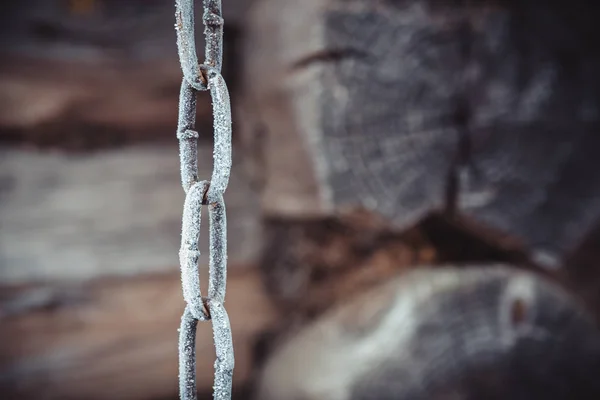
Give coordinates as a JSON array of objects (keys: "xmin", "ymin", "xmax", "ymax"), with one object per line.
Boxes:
[
  {"xmin": 0, "ymin": 145, "xmax": 260, "ymax": 284},
  {"xmin": 0, "ymin": 267, "xmax": 276, "ymax": 400},
  {"xmin": 0, "ymin": 0, "xmax": 253, "ymax": 148}
]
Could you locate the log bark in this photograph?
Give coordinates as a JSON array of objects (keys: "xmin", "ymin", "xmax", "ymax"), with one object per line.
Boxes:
[{"xmin": 0, "ymin": 267, "xmax": 276, "ymax": 400}]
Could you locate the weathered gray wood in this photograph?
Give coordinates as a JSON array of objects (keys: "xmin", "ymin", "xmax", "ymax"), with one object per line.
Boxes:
[
  {"xmin": 242, "ymin": 0, "xmax": 600, "ymax": 270},
  {"xmin": 238, "ymin": 0, "xmax": 334, "ymax": 218},
  {"xmin": 0, "ymin": 268, "xmax": 276, "ymax": 400},
  {"xmin": 256, "ymin": 265, "xmax": 600, "ymax": 400},
  {"xmin": 0, "ymin": 145, "xmax": 260, "ymax": 284}
]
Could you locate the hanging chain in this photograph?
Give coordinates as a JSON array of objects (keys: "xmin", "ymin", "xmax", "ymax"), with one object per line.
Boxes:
[{"xmin": 174, "ymin": 0, "xmax": 233, "ymax": 399}]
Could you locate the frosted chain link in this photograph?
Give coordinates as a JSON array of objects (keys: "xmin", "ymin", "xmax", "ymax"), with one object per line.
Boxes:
[{"xmin": 174, "ymin": 1, "xmax": 233, "ymax": 399}]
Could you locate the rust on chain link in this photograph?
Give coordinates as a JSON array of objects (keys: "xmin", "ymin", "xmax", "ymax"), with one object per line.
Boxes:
[{"xmin": 174, "ymin": 0, "xmax": 233, "ymax": 399}]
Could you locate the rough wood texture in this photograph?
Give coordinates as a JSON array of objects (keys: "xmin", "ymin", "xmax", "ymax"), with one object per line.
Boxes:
[
  {"xmin": 0, "ymin": 56, "xmax": 187, "ymax": 148},
  {"xmin": 0, "ymin": 145, "xmax": 260, "ymax": 284},
  {"xmin": 0, "ymin": 0, "xmax": 252, "ymax": 148},
  {"xmin": 252, "ymin": 209, "xmax": 569, "ymax": 369},
  {"xmin": 257, "ymin": 209, "xmax": 554, "ymax": 322},
  {"xmin": 0, "ymin": 267, "xmax": 276, "ymax": 400},
  {"xmin": 242, "ymin": 0, "xmax": 600, "ymax": 271},
  {"xmin": 259, "ymin": 210, "xmax": 436, "ymax": 319},
  {"xmin": 241, "ymin": 3, "xmax": 600, "ymax": 398},
  {"xmin": 237, "ymin": 0, "xmax": 331, "ymax": 218},
  {"xmin": 256, "ymin": 266, "xmax": 600, "ymax": 400}
]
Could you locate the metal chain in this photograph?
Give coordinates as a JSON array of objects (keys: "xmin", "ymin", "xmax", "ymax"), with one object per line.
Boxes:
[{"xmin": 174, "ymin": 1, "xmax": 233, "ymax": 399}]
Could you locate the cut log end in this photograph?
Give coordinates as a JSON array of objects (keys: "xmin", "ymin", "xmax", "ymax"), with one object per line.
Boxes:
[{"xmin": 255, "ymin": 266, "xmax": 600, "ymax": 400}]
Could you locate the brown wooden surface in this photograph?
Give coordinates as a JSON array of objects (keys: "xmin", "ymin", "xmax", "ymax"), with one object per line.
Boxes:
[
  {"xmin": 0, "ymin": 0, "xmax": 252, "ymax": 150},
  {"xmin": 0, "ymin": 56, "xmax": 200, "ymax": 149},
  {"xmin": 0, "ymin": 267, "xmax": 276, "ymax": 400}
]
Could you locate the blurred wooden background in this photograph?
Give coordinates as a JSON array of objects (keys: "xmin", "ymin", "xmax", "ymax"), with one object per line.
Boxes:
[
  {"xmin": 0, "ymin": 1, "xmax": 268, "ymax": 399},
  {"xmin": 3, "ymin": 1, "xmax": 600, "ymax": 399}
]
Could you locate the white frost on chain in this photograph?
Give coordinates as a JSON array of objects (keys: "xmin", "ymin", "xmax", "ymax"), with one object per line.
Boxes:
[
  {"xmin": 177, "ymin": 82, "xmax": 199, "ymax": 192},
  {"xmin": 180, "ymin": 181, "xmax": 210, "ymax": 321},
  {"xmin": 206, "ymin": 72, "xmax": 232, "ymax": 204},
  {"xmin": 208, "ymin": 197, "xmax": 228, "ymax": 303},
  {"xmin": 179, "ymin": 306, "xmax": 199, "ymax": 399},
  {"xmin": 175, "ymin": 0, "xmax": 233, "ymax": 399},
  {"xmin": 175, "ymin": 0, "xmax": 205, "ymax": 90},
  {"xmin": 209, "ymin": 299, "xmax": 235, "ymax": 400},
  {"xmin": 203, "ymin": 0, "xmax": 224, "ymax": 72}
]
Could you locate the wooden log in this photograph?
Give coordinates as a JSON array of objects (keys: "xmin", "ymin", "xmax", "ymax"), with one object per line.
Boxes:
[
  {"xmin": 236, "ymin": 0, "xmax": 333, "ymax": 218},
  {"xmin": 0, "ymin": 56, "xmax": 188, "ymax": 148},
  {"xmin": 240, "ymin": 0, "xmax": 600, "ymax": 315},
  {"xmin": 0, "ymin": 0, "xmax": 252, "ymax": 149},
  {"xmin": 0, "ymin": 267, "xmax": 276, "ymax": 400},
  {"xmin": 0, "ymin": 145, "xmax": 260, "ymax": 284},
  {"xmin": 241, "ymin": 0, "xmax": 600, "ymax": 267},
  {"xmin": 256, "ymin": 265, "xmax": 600, "ymax": 400}
]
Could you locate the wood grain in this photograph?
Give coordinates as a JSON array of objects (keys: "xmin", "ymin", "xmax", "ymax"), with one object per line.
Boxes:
[
  {"xmin": 241, "ymin": 0, "xmax": 600, "ymax": 271},
  {"xmin": 0, "ymin": 145, "xmax": 260, "ymax": 284},
  {"xmin": 0, "ymin": 267, "xmax": 276, "ymax": 400}
]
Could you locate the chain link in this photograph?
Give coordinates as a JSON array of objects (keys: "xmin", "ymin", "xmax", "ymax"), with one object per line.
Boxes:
[{"xmin": 174, "ymin": 0, "xmax": 233, "ymax": 399}]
